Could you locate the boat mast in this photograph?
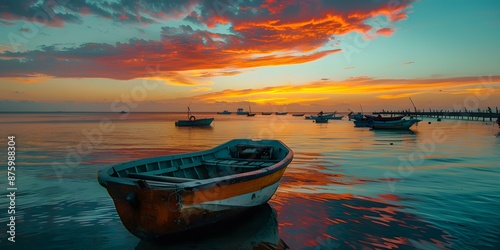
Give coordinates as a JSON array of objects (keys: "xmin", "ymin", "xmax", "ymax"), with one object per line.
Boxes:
[
  {"xmin": 409, "ymin": 97, "xmax": 417, "ymax": 113},
  {"xmin": 187, "ymin": 98, "xmax": 193, "ymax": 119}
]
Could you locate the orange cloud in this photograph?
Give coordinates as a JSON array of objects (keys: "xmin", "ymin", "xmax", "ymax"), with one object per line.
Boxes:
[
  {"xmin": 0, "ymin": 1, "xmax": 414, "ymax": 82},
  {"xmin": 192, "ymin": 75, "xmax": 500, "ymax": 104},
  {"xmin": 376, "ymin": 27, "xmax": 395, "ymax": 36},
  {"xmin": 6, "ymin": 73, "xmax": 54, "ymax": 84},
  {"xmin": 191, "ymin": 87, "xmax": 212, "ymax": 93}
]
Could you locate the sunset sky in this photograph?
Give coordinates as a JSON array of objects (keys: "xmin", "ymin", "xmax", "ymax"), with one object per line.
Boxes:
[{"xmin": 1, "ymin": 0, "xmax": 499, "ymax": 112}]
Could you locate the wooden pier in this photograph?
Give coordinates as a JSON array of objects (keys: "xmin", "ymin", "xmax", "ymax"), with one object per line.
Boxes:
[{"xmin": 373, "ymin": 107, "xmax": 500, "ymax": 122}]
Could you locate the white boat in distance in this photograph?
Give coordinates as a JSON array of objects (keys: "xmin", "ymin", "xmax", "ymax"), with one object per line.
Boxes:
[{"xmin": 371, "ymin": 118, "xmax": 421, "ymax": 130}]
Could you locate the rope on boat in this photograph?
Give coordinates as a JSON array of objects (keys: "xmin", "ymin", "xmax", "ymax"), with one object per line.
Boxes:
[{"xmin": 168, "ymin": 186, "xmax": 184, "ymax": 212}]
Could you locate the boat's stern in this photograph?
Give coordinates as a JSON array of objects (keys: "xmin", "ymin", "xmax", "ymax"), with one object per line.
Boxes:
[{"xmin": 102, "ymin": 180, "xmax": 188, "ymax": 240}]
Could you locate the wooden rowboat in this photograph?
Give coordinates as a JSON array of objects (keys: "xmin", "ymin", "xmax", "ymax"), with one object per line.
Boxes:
[{"xmin": 97, "ymin": 139, "xmax": 293, "ymax": 240}]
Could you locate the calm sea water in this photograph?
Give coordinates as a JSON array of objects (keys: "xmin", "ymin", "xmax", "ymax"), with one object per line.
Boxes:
[{"xmin": 0, "ymin": 112, "xmax": 499, "ymax": 249}]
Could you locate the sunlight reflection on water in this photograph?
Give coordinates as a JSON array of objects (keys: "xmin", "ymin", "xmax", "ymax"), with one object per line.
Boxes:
[{"xmin": 0, "ymin": 113, "xmax": 499, "ymax": 249}]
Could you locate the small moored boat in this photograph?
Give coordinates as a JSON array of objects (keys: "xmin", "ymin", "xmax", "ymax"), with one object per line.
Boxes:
[
  {"xmin": 97, "ymin": 139, "xmax": 293, "ymax": 240},
  {"xmin": 175, "ymin": 117, "xmax": 214, "ymax": 127},
  {"xmin": 313, "ymin": 116, "xmax": 329, "ymax": 123},
  {"xmin": 371, "ymin": 118, "xmax": 421, "ymax": 130},
  {"xmin": 309, "ymin": 111, "xmax": 333, "ymax": 120},
  {"xmin": 328, "ymin": 115, "xmax": 344, "ymax": 120},
  {"xmin": 353, "ymin": 118, "xmax": 373, "ymax": 127},
  {"xmin": 365, "ymin": 114, "xmax": 405, "ymax": 121},
  {"xmin": 175, "ymin": 107, "xmax": 214, "ymax": 127},
  {"xmin": 275, "ymin": 112, "xmax": 288, "ymax": 115},
  {"xmin": 236, "ymin": 108, "xmax": 249, "ymax": 115},
  {"xmin": 217, "ymin": 110, "xmax": 231, "ymax": 115},
  {"xmin": 292, "ymin": 113, "xmax": 305, "ymax": 117},
  {"xmin": 247, "ymin": 105, "xmax": 256, "ymax": 116}
]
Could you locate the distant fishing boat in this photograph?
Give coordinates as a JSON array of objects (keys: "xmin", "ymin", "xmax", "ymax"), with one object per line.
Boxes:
[
  {"xmin": 275, "ymin": 112, "xmax": 288, "ymax": 115},
  {"xmin": 308, "ymin": 113, "xmax": 333, "ymax": 119},
  {"xmin": 351, "ymin": 112, "xmax": 373, "ymax": 127},
  {"xmin": 320, "ymin": 111, "xmax": 343, "ymax": 120},
  {"xmin": 314, "ymin": 117, "xmax": 329, "ymax": 123},
  {"xmin": 292, "ymin": 113, "xmax": 305, "ymax": 117},
  {"xmin": 175, "ymin": 107, "xmax": 214, "ymax": 127},
  {"xmin": 353, "ymin": 118, "xmax": 373, "ymax": 127},
  {"xmin": 175, "ymin": 118, "xmax": 214, "ymax": 127},
  {"xmin": 261, "ymin": 112, "xmax": 272, "ymax": 115},
  {"xmin": 306, "ymin": 111, "xmax": 335, "ymax": 120},
  {"xmin": 247, "ymin": 105, "xmax": 256, "ymax": 117},
  {"xmin": 328, "ymin": 115, "xmax": 344, "ymax": 120},
  {"xmin": 97, "ymin": 139, "xmax": 293, "ymax": 240},
  {"xmin": 217, "ymin": 110, "xmax": 231, "ymax": 115},
  {"xmin": 371, "ymin": 118, "xmax": 421, "ymax": 130},
  {"xmin": 365, "ymin": 114, "xmax": 405, "ymax": 121},
  {"xmin": 349, "ymin": 113, "xmax": 364, "ymax": 120},
  {"xmin": 236, "ymin": 108, "xmax": 249, "ymax": 115}
]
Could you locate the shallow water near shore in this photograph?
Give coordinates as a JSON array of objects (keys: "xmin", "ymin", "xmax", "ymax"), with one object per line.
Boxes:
[{"xmin": 0, "ymin": 112, "xmax": 499, "ymax": 249}]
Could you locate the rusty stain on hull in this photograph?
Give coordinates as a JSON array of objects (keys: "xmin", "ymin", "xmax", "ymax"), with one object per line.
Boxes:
[
  {"xmin": 98, "ymin": 139, "xmax": 293, "ymax": 240},
  {"xmin": 105, "ymin": 163, "xmax": 287, "ymax": 240}
]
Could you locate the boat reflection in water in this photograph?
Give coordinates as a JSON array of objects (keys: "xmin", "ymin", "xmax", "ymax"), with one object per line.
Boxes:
[
  {"xmin": 270, "ymin": 154, "xmax": 453, "ymax": 249},
  {"xmin": 135, "ymin": 204, "xmax": 287, "ymax": 250}
]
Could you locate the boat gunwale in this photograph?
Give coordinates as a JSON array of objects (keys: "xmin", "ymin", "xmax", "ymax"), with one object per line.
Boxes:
[
  {"xmin": 371, "ymin": 118, "xmax": 421, "ymax": 129},
  {"xmin": 98, "ymin": 139, "xmax": 293, "ymax": 191}
]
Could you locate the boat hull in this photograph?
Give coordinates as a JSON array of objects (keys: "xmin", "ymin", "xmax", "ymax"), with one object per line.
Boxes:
[
  {"xmin": 327, "ymin": 116, "xmax": 343, "ymax": 120},
  {"xmin": 371, "ymin": 119, "xmax": 421, "ymax": 129},
  {"xmin": 309, "ymin": 114, "xmax": 333, "ymax": 119},
  {"xmin": 314, "ymin": 117, "xmax": 329, "ymax": 123},
  {"xmin": 353, "ymin": 119, "xmax": 373, "ymax": 127},
  {"xmin": 97, "ymin": 139, "xmax": 293, "ymax": 240},
  {"xmin": 365, "ymin": 114, "xmax": 405, "ymax": 121},
  {"xmin": 175, "ymin": 118, "xmax": 214, "ymax": 127},
  {"xmin": 102, "ymin": 168, "xmax": 285, "ymax": 240}
]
